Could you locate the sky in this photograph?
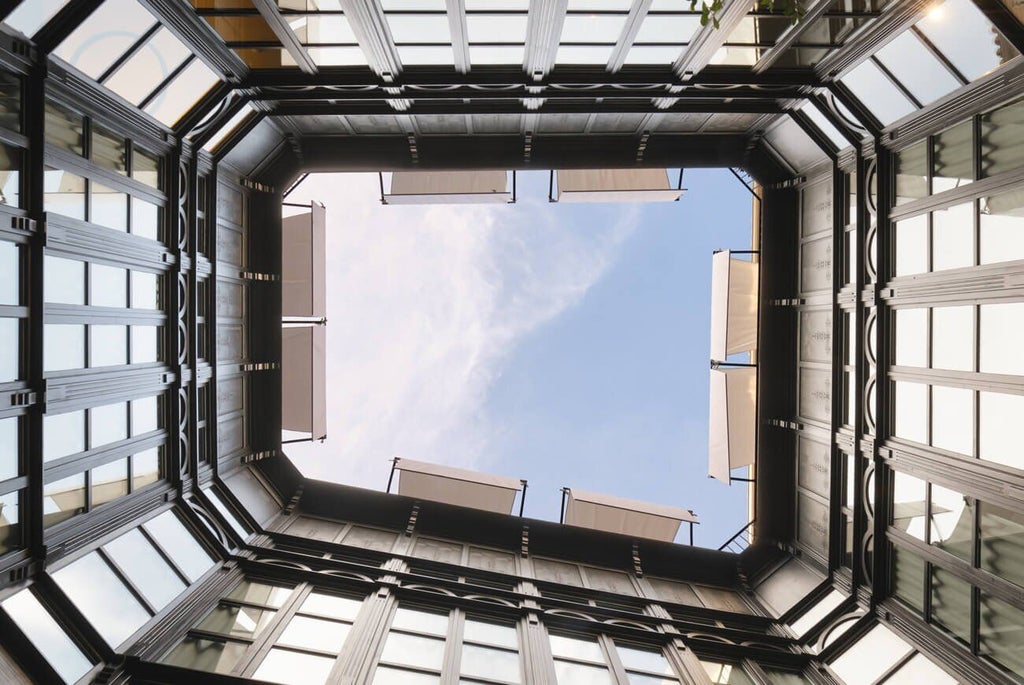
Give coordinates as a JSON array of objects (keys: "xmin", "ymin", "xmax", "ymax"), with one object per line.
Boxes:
[{"xmin": 282, "ymin": 168, "xmax": 752, "ymax": 548}]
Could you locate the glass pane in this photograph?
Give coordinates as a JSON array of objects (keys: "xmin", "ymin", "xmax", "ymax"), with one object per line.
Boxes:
[
  {"xmin": 0, "ymin": 73, "xmax": 20, "ymax": 133},
  {"xmin": 930, "ymin": 484, "xmax": 973, "ymax": 561},
  {"xmin": 701, "ymin": 661, "xmax": 754, "ymax": 685},
  {"xmin": 131, "ymin": 197, "xmax": 160, "ymax": 240},
  {"xmin": 53, "ymin": 551, "xmax": 151, "ymax": 647},
  {"xmin": 980, "ymin": 303, "xmax": 1024, "ymax": 375},
  {"xmin": 561, "ymin": 14, "xmax": 625, "ymax": 42},
  {"xmin": 91, "ymin": 457, "xmax": 129, "ymax": 507},
  {"xmin": 373, "ymin": 666, "xmax": 440, "ymax": 684},
  {"xmin": 278, "ymin": 615, "xmax": 350, "ymax": 653},
  {"xmin": 1, "ymin": 588, "xmax": 92, "ymax": 684},
  {"xmin": 90, "ymin": 325, "xmax": 128, "ymax": 367},
  {"xmin": 43, "ymin": 410, "xmax": 84, "ymax": 462},
  {"xmin": 617, "ymin": 645, "xmax": 673, "ymax": 675},
  {"xmin": 90, "ymin": 401, "xmax": 127, "ymax": 448},
  {"xmin": 131, "ymin": 396, "xmax": 159, "ymax": 435},
  {"xmin": 463, "ymin": 619, "xmax": 517, "ymax": 648},
  {"xmin": 549, "ymin": 635, "xmax": 604, "ymax": 663},
  {"xmin": 894, "ymin": 308, "xmax": 926, "ymax": 367},
  {"xmin": 44, "ymin": 106, "xmax": 83, "ymax": 156},
  {"xmin": 104, "ymin": 528, "xmax": 186, "ymax": 610},
  {"xmin": 0, "ymin": 242, "xmax": 19, "ymax": 305},
  {"xmin": 386, "ymin": 14, "xmax": 450, "ymax": 43},
  {"xmin": 466, "ymin": 14, "xmax": 528, "ymax": 42},
  {"xmin": 931, "ymin": 385, "xmax": 973, "ymax": 456},
  {"xmin": 0, "ymin": 318, "xmax": 18, "ymax": 382},
  {"xmin": 54, "ymin": 0, "xmax": 157, "ymax": 80},
  {"xmin": 131, "ymin": 325, "xmax": 159, "ymax": 363},
  {"xmin": 0, "ymin": 490, "xmax": 20, "ymax": 555},
  {"xmin": 44, "ymin": 256, "xmax": 85, "ymax": 304},
  {"xmin": 91, "ymin": 126, "xmax": 127, "ymax": 175},
  {"xmin": 4, "ymin": 0, "xmax": 74, "ymax": 38},
  {"xmin": 43, "ymin": 473, "xmax": 85, "ymax": 527},
  {"xmin": 828, "ymin": 623, "xmax": 913, "ymax": 684},
  {"xmin": 0, "ymin": 417, "xmax": 17, "ymax": 481},
  {"xmin": 130, "ymin": 270, "xmax": 160, "ymax": 310},
  {"xmin": 894, "ymin": 214, "xmax": 928, "ymax": 276},
  {"xmin": 893, "ymin": 470, "xmax": 927, "ymax": 541},
  {"xmin": 105, "ymin": 28, "xmax": 191, "ymax": 106},
  {"xmin": 980, "ymin": 592, "xmax": 1024, "ymax": 678},
  {"xmin": 979, "ymin": 391, "xmax": 1024, "ymax": 470},
  {"xmin": 90, "ymin": 183, "xmax": 128, "ymax": 232},
  {"xmin": 143, "ymin": 510, "xmax": 215, "ymax": 582},
  {"xmin": 931, "ymin": 306, "xmax": 973, "ymax": 371},
  {"xmin": 461, "ymin": 644, "xmax": 520, "ymax": 681},
  {"xmin": 981, "ymin": 98, "xmax": 1024, "ymax": 179},
  {"xmin": 892, "ymin": 546, "xmax": 925, "ymax": 614},
  {"xmin": 874, "ymin": 31, "xmax": 959, "ymax": 106},
  {"xmin": 917, "ymin": 0, "xmax": 1017, "ymax": 82},
  {"xmin": 380, "ymin": 632, "xmax": 445, "ymax": 670},
  {"xmin": 300, "ymin": 592, "xmax": 362, "ymax": 621},
  {"xmin": 840, "ymin": 59, "xmax": 915, "ymax": 126},
  {"xmin": 163, "ymin": 636, "xmax": 248, "ymax": 674},
  {"xmin": 789, "ymin": 590, "xmax": 846, "ymax": 637},
  {"xmin": 44, "ymin": 324, "xmax": 84, "ymax": 372},
  {"xmin": 198, "ymin": 604, "xmax": 275, "ymax": 639},
  {"xmin": 933, "ymin": 121, "xmax": 974, "ymax": 193},
  {"xmin": 391, "ymin": 607, "xmax": 448, "ymax": 636},
  {"xmin": 0, "ymin": 142, "xmax": 20, "ymax": 208},
  {"xmin": 893, "ymin": 381, "xmax": 927, "ymax": 444},
  {"xmin": 132, "ymin": 148, "xmax": 160, "ymax": 189},
  {"xmin": 886, "ymin": 652, "xmax": 958, "ymax": 684},
  {"xmin": 226, "ymin": 580, "xmax": 292, "ymax": 608},
  {"xmin": 132, "ymin": 447, "xmax": 160, "ymax": 489},
  {"xmin": 144, "ymin": 59, "xmax": 220, "ymax": 127},
  {"xmin": 932, "ymin": 202, "xmax": 974, "ymax": 271},
  {"xmin": 44, "ymin": 168, "xmax": 86, "ymax": 220},
  {"xmin": 554, "ymin": 660, "xmax": 613, "ymax": 684},
  {"xmin": 981, "ymin": 501, "xmax": 1024, "ymax": 589},
  {"xmin": 931, "ymin": 566, "xmax": 971, "ymax": 644}
]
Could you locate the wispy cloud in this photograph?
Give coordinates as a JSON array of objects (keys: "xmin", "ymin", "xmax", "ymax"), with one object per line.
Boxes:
[{"xmin": 284, "ymin": 174, "xmax": 639, "ymax": 489}]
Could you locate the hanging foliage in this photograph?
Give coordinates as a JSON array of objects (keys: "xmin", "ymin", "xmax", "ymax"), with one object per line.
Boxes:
[{"xmin": 690, "ymin": 0, "xmax": 806, "ymax": 29}]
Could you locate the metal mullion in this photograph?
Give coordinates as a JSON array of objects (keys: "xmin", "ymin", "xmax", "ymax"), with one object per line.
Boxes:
[
  {"xmin": 137, "ymin": 516, "xmax": 195, "ymax": 586},
  {"xmin": 873, "ymin": 648, "xmax": 917, "ymax": 684},
  {"xmin": 870, "ymin": 55, "xmax": 923, "ymax": 110},
  {"xmin": 908, "ymin": 25, "xmax": 967, "ymax": 86},
  {"xmin": 236, "ymin": 582, "xmax": 311, "ymax": 678},
  {"xmin": 138, "ymin": 55, "xmax": 195, "ymax": 112},
  {"xmin": 97, "ymin": 546, "xmax": 159, "ymax": 617},
  {"xmin": 98, "ymin": 22, "xmax": 162, "ymax": 85},
  {"xmin": 186, "ymin": 628, "xmax": 255, "ymax": 647}
]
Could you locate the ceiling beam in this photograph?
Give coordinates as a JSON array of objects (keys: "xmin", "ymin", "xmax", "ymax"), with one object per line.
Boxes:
[
  {"xmin": 340, "ymin": 0, "xmax": 401, "ymax": 79},
  {"xmin": 446, "ymin": 0, "xmax": 470, "ymax": 74},
  {"xmin": 752, "ymin": 0, "xmax": 833, "ymax": 74},
  {"xmin": 140, "ymin": 0, "xmax": 248, "ymax": 82},
  {"xmin": 672, "ymin": 0, "xmax": 752, "ymax": 81},
  {"xmin": 251, "ymin": 0, "xmax": 316, "ymax": 75},
  {"xmin": 813, "ymin": 0, "xmax": 930, "ymax": 80},
  {"xmin": 607, "ymin": 0, "xmax": 654, "ymax": 73},
  {"xmin": 524, "ymin": 0, "xmax": 568, "ymax": 80}
]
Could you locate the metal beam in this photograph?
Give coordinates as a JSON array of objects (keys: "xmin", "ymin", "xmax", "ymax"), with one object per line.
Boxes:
[
  {"xmin": 140, "ymin": 0, "xmax": 248, "ymax": 82},
  {"xmin": 339, "ymin": 0, "xmax": 401, "ymax": 79},
  {"xmin": 672, "ymin": 0, "xmax": 752, "ymax": 81},
  {"xmin": 752, "ymin": 0, "xmax": 834, "ymax": 74},
  {"xmin": 524, "ymin": 0, "xmax": 568, "ymax": 80},
  {"xmin": 607, "ymin": 0, "xmax": 654, "ymax": 73},
  {"xmin": 446, "ymin": 0, "xmax": 470, "ymax": 74},
  {"xmin": 251, "ymin": 0, "xmax": 317, "ymax": 75},
  {"xmin": 813, "ymin": 0, "xmax": 930, "ymax": 79}
]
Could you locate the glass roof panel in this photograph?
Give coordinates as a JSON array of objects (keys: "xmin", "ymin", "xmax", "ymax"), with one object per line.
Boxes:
[
  {"xmin": 465, "ymin": 0, "xmax": 527, "ymax": 8},
  {"xmin": 556, "ymin": 45, "xmax": 616, "ymax": 64},
  {"xmin": 799, "ymin": 100, "xmax": 848, "ymax": 149},
  {"xmin": 466, "ymin": 14, "xmax": 528, "ymax": 43},
  {"xmin": 202, "ymin": 14, "xmax": 280, "ymax": 45},
  {"xmin": 54, "ymin": 0, "xmax": 159, "ymax": 80},
  {"xmin": 104, "ymin": 28, "xmax": 192, "ymax": 106},
  {"xmin": 624, "ymin": 45, "xmax": 684, "ymax": 64},
  {"xmin": 308, "ymin": 46, "xmax": 369, "ymax": 66},
  {"xmin": 3, "ymin": 0, "xmax": 73, "ymax": 38},
  {"xmin": 709, "ymin": 45, "xmax": 758, "ymax": 65},
  {"xmin": 202, "ymin": 104, "xmax": 257, "ymax": 152},
  {"xmin": 561, "ymin": 14, "xmax": 627, "ymax": 42},
  {"xmin": 875, "ymin": 32, "xmax": 959, "ymax": 106},
  {"xmin": 568, "ymin": 0, "xmax": 633, "ymax": 9},
  {"xmin": 398, "ymin": 45, "xmax": 454, "ymax": 65},
  {"xmin": 840, "ymin": 58, "xmax": 914, "ymax": 126},
  {"xmin": 303, "ymin": 15, "xmax": 358, "ymax": 44},
  {"xmin": 634, "ymin": 14, "xmax": 701, "ymax": 43},
  {"xmin": 469, "ymin": 45, "xmax": 525, "ymax": 65},
  {"xmin": 144, "ymin": 58, "xmax": 221, "ymax": 127},
  {"xmin": 236, "ymin": 47, "xmax": 293, "ymax": 68},
  {"xmin": 917, "ymin": 0, "xmax": 1019, "ymax": 82},
  {"xmin": 381, "ymin": 0, "xmax": 446, "ymax": 9},
  {"xmin": 386, "ymin": 14, "xmax": 451, "ymax": 44}
]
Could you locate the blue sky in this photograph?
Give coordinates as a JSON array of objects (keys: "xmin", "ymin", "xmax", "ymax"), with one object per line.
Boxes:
[{"xmin": 284, "ymin": 168, "xmax": 752, "ymax": 548}]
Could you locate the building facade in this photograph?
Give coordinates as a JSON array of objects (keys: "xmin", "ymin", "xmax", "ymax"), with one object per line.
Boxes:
[{"xmin": 0, "ymin": 0, "xmax": 1023, "ymax": 683}]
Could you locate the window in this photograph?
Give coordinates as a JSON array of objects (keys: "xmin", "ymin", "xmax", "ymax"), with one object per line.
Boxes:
[{"xmin": 1, "ymin": 587, "xmax": 94, "ymax": 683}]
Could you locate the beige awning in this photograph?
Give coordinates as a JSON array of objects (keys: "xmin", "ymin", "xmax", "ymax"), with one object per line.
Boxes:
[
  {"xmin": 394, "ymin": 458, "xmax": 523, "ymax": 514},
  {"xmin": 282, "ymin": 326, "xmax": 327, "ymax": 439},
  {"xmin": 385, "ymin": 170, "xmax": 512, "ymax": 204},
  {"xmin": 710, "ymin": 250, "xmax": 759, "ymax": 360},
  {"xmin": 709, "ymin": 367, "xmax": 756, "ymax": 484},
  {"xmin": 282, "ymin": 204, "xmax": 327, "ymax": 318},
  {"xmin": 555, "ymin": 169, "xmax": 682, "ymax": 203},
  {"xmin": 564, "ymin": 488, "xmax": 698, "ymax": 542}
]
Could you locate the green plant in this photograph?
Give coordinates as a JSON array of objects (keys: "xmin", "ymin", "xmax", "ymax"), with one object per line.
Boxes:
[{"xmin": 690, "ymin": 0, "xmax": 806, "ymax": 29}]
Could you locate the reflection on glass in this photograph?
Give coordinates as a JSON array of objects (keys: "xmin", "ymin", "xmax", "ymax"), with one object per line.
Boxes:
[
  {"xmin": 840, "ymin": 59, "xmax": 914, "ymax": 126},
  {"xmin": 373, "ymin": 666, "xmax": 440, "ymax": 684},
  {"xmin": 91, "ymin": 126, "xmax": 127, "ymax": 175},
  {"xmin": 90, "ymin": 401, "xmax": 127, "ymax": 448},
  {"xmin": 91, "ymin": 457, "xmax": 129, "ymax": 507},
  {"xmin": 380, "ymin": 632, "xmax": 445, "ymax": 670},
  {"xmin": 391, "ymin": 607, "xmax": 448, "ymax": 636},
  {"xmin": 55, "ymin": 0, "xmax": 157, "ymax": 80},
  {"xmin": 132, "ymin": 148, "xmax": 160, "ymax": 189},
  {"xmin": 894, "ymin": 308, "xmax": 926, "ymax": 367},
  {"xmin": 198, "ymin": 604, "xmax": 275, "ymax": 639},
  {"xmin": 227, "ymin": 580, "xmax": 292, "ymax": 608},
  {"xmin": 979, "ymin": 303, "xmax": 1024, "ymax": 375},
  {"xmin": 105, "ymin": 528, "xmax": 186, "ymax": 610},
  {"xmin": 164, "ymin": 636, "xmax": 247, "ymax": 674},
  {"xmin": 254, "ymin": 648, "xmax": 336, "ymax": 685},
  {"xmin": 0, "ymin": 317, "xmax": 18, "ymax": 382},
  {"xmin": 0, "ymin": 490, "xmax": 20, "ymax": 555},
  {"xmin": 893, "ymin": 381, "xmax": 927, "ymax": 444},
  {"xmin": 931, "ymin": 566, "xmax": 971, "ymax": 644},
  {"xmin": 932, "ymin": 202, "xmax": 974, "ymax": 271},
  {"xmin": 931, "ymin": 385, "xmax": 973, "ymax": 456},
  {"xmin": 43, "ymin": 410, "xmax": 84, "ymax": 462},
  {"xmin": 933, "ymin": 121, "xmax": 974, "ymax": 192},
  {"xmin": 91, "ymin": 183, "xmax": 128, "ymax": 232},
  {"xmin": 278, "ymin": 615, "xmax": 350, "ymax": 653},
  {"xmin": 144, "ymin": 58, "xmax": 220, "ymax": 127},
  {"xmin": 894, "ymin": 214, "xmax": 928, "ymax": 276},
  {"xmin": 892, "ymin": 547, "xmax": 925, "ymax": 614},
  {"xmin": 931, "ymin": 306, "xmax": 973, "ymax": 371},
  {"xmin": 204, "ymin": 488, "xmax": 248, "ymax": 539},
  {"xmin": 44, "ymin": 105, "xmax": 83, "ymax": 156},
  {"xmin": 132, "ymin": 447, "xmax": 161, "ymax": 489},
  {"xmin": 131, "ymin": 396, "xmax": 159, "ymax": 435},
  {"xmin": 980, "ymin": 501, "xmax": 1024, "ymax": 589},
  {"xmin": 981, "ymin": 98, "xmax": 1024, "ymax": 179},
  {"xmin": 875, "ymin": 31, "xmax": 959, "ymax": 106},
  {"xmin": 617, "ymin": 644, "xmax": 673, "ymax": 675},
  {"xmin": 299, "ymin": 593, "xmax": 362, "ymax": 621},
  {"xmin": 980, "ymin": 188, "xmax": 1024, "ymax": 264},
  {"xmin": 44, "ymin": 255, "xmax": 85, "ymax": 304},
  {"xmin": 105, "ymin": 28, "xmax": 191, "ymax": 106},
  {"xmin": 0, "ymin": 417, "xmax": 17, "ymax": 481},
  {"xmin": 43, "ymin": 168, "xmax": 86, "ymax": 220},
  {"xmin": 461, "ymin": 643, "xmax": 520, "ymax": 681},
  {"xmin": 980, "ymin": 592, "xmax": 1024, "ymax": 677},
  {"xmin": 788, "ymin": 590, "xmax": 846, "ymax": 637},
  {"xmin": 0, "ymin": 142, "xmax": 20, "ymax": 208},
  {"xmin": 917, "ymin": 0, "xmax": 1017, "ymax": 82},
  {"xmin": 0, "ymin": 242, "xmax": 18, "ymax": 305},
  {"xmin": 464, "ymin": 619, "xmax": 517, "ymax": 649},
  {"xmin": 893, "ymin": 470, "xmax": 927, "ymax": 541},
  {"xmin": 131, "ymin": 197, "xmax": 160, "ymax": 240},
  {"xmin": 701, "ymin": 660, "xmax": 754, "ymax": 685},
  {"xmin": 549, "ymin": 634, "xmax": 604, "ymax": 663},
  {"xmin": 143, "ymin": 510, "xmax": 215, "ymax": 582},
  {"xmin": 979, "ymin": 391, "xmax": 1024, "ymax": 470},
  {"xmin": 43, "ymin": 473, "xmax": 85, "ymax": 528},
  {"xmin": 1, "ymin": 588, "xmax": 93, "ymax": 684},
  {"xmin": 828, "ymin": 623, "xmax": 913, "ymax": 684},
  {"xmin": 553, "ymin": 660, "xmax": 612, "ymax": 684},
  {"xmin": 90, "ymin": 325, "xmax": 128, "ymax": 367},
  {"xmin": 930, "ymin": 484, "xmax": 972, "ymax": 561}
]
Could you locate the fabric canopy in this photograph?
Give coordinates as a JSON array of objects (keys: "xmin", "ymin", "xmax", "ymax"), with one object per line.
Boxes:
[
  {"xmin": 282, "ymin": 204, "xmax": 327, "ymax": 318},
  {"xmin": 555, "ymin": 169, "xmax": 682, "ymax": 202},
  {"xmin": 708, "ymin": 367, "xmax": 756, "ymax": 483},
  {"xmin": 564, "ymin": 488, "xmax": 698, "ymax": 542},
  {"xmin": 395, "ymin": 458, "xmax": 522, "ymax": 515},
  {"xmin": 710, "ymin": 250, "xmax": 759, "ymax": 360},
  {"xmin": 385, "ymin": 170, "xmax": 512, "ymax": 204},
  {"xmin": 281, "ymin": 326, "xmax": 327, "ymax": 439}
]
